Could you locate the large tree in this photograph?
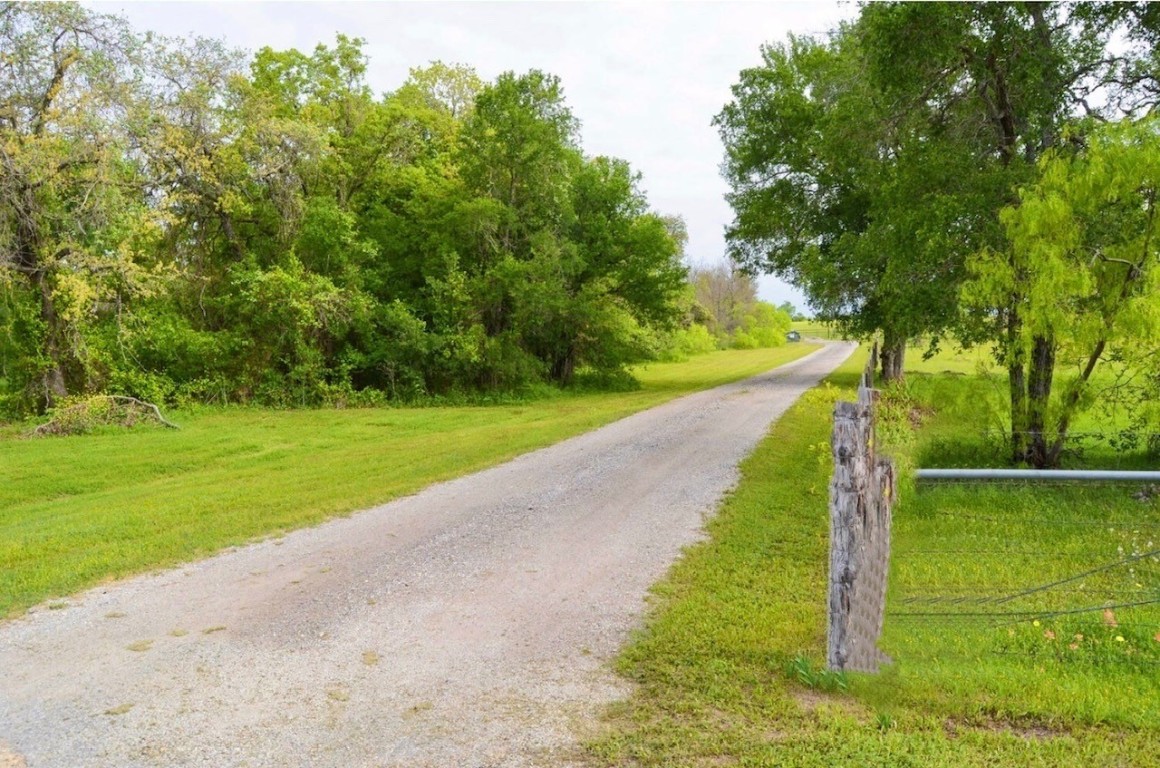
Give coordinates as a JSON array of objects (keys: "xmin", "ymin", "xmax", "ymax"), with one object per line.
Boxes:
[
  {"xmin": 719, "ymin": 2, "xmax": 1160, "ymax": 464},
  {"xmin": 859, "ymin": 3, "xmax": 1160, "ymax": 464},
  {"xmin": 691, "ymin": 262, "xmax": 757, "ymax": 337},
  {"xmin": 451, "ymin": 71, "xmax": 684, "ymax": 386},
  {"xmin": 715, "ymin": 26, "xmax": 976, "ymax": 380},
  {"xmin": 0, "ymin": 3, "xmax": 153, "ymax": 409}
]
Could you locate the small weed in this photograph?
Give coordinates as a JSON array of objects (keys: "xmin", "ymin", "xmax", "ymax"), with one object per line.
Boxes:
[
  {"xmin": 103, "ymin": 703, "xmax": 133, "ymax": 716},
  {"xmin": 326, "ymin": 686, "xmax": 350, "ymax": 702},
  {"xmin": 786, "ymin": 655, "xmax": 849, "ymax": 693},
  {"xmin": 125, "ymin": 639, "xmax": 153, "ymax": 652},
  {"xmin": 46, "ymin": 601, "xmax": 68, "ymax": 611},
  {"xmin": 202, "ymin": 625, "xmax": 226, "ymax": 635},
  {"xmin": 169, "ymin": 628, "xmax": 188, "ymax": 637},
  {"xmin": 104, "ymin": 611, "xmax": 126, "ymax": 619},
  {"xmin": 361, "ymin": 650, "xmax": 380, "ymax": 666},
  {"xmin": 404, "ymin": 700, "xmax": 434, "ymax": 719}
]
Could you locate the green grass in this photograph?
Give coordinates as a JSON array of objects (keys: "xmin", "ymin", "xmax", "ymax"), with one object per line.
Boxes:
[
  {"xmin": 589, "ymin": 346, "xmax": 1160, "ymax": 766},
  {"xmin": 0, "ymin": 344, "xmax": 816, "ymax": 617},
  {"xmin": 791, "ymin": 320, "xmax": 844, "ymax": 340},
  {"xmin": 899, "ymin": 340, "xmax": 1156, "ymax": 469},
  {"xmin": 872, "ymin": 360, "xmax": 1160, "ymax": 731}
]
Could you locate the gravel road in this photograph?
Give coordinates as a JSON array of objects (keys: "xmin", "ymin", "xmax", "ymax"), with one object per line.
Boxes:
[{"xmin": 0, "ymin": 342, "xmax": 854, "ymax": 768}]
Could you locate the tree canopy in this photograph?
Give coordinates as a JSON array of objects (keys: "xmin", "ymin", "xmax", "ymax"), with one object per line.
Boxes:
[
  {"xmin": 718, "ymin": 1, "xmax": 1160, "ymax": 465},
  {"xmin": 964, "ymin": 118, "xmax": 1160, "ymax": 466},
  {"xmin": 0, "ymin": 3, "xmax": 691, "ymax": 414}
]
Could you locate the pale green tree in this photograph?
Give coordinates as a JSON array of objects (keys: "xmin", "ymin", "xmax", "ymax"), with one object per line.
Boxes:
[
  {"xmin": 0, "ymin": 2, "xmax": 159, "ymax": 409},
  {"xmin": 964, "ymin": 118, "xmax": 1160, "ymax": 466}
]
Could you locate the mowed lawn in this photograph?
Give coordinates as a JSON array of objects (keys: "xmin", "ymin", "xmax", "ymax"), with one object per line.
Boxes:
[
  {"xmin": 0, "ymin": 345, "xmax": 817, "ymax": 617},
  {"xmin": 790, "ymin": 320, "xmax": 844, "ymax": 340}
]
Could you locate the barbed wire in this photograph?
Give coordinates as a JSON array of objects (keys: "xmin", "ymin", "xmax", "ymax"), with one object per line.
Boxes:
[
  {"xmin": 895, "ymin": 549, "xmax": 1122, "ymax": 556},
  {"xmin": 898, "ymin": 586, "xmax": 1159, "ymax": 606},
  {"xmin": 886, "ymin": 614, "xmax": 1160, "ymax": 631},
  {"xmin": 914, "ymin": 482, "xmax": 1160, "ymax": 487},
  {"xmin": 889, "ymin": 596, "xmax": 1160, "ymax": 619},
  {"xmin": 989, "ymin": 650, "xmax": 1160, "ymax": 667},
  {"xmin": 882, "ymin": 647, "xmax": 1160, "ymax": 668},
  {"xmin": 987, "ymin": 547, "xmax": 1160, "ymax": 605}
]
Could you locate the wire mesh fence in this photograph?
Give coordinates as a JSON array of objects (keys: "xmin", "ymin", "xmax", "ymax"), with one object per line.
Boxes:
[{"xmin": 882, "ymin": 486, "xmax": 1160, "ymax": 671}]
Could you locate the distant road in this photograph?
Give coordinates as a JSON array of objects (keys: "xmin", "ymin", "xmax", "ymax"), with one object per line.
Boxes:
[{"xmin": 0, "ymin": 342, "xmax": 856, "ymax": 768}]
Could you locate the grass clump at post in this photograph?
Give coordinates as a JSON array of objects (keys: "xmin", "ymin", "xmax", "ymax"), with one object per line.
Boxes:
[{"xmin": 590, "ymin": 345, "xmax": 1160, "ymax": 767}]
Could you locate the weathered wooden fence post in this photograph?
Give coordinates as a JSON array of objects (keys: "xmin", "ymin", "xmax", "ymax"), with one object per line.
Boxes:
[{"xmin": 827, "ymin": 345, "xmax": 895, "ymax": 673}]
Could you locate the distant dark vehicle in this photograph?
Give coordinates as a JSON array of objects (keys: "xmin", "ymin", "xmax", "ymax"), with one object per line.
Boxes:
[{"xmin": 786, "ymin": 330, "xmax": 801, "ymax": 342}]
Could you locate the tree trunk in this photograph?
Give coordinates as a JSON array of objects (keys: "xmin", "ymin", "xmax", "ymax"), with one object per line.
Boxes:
[
  {"xmin": 1006, "ymin": 307, "xmax": 1028, "ymax": 463},
  {"xmin": 879, "ymin": 331, "xmax": 905, "ymax": 383},
  {"xmin": 1024, "ymin": 334, "xmax": 1056, "ymax": 467},
  {"xmin": 15, "ymin": 188, "xmax": 69, "ymax": 411},
  {"xmin": 32, "ymin": 269, "xmax": 69, "ymax": 410},
  {"xmin": 550, "ymin": 348, "xmax": 575, "ymax": 386}
]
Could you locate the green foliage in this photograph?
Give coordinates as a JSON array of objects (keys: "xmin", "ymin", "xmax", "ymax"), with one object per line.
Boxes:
[
  {"xmin": 657, "ymin": 324, "xmax": 718, "ymax": 362},
  {"xmin": 0, "ymin": 7, "xmax": 688, "ymax": 415},
  {"xmin": 786, "ymin": 655, "xmax": 849, "ymax": 693},
  {"xmin": 0, "ymin": 3, "xmax": 163, "ymax": 411},
  {"xmin": 730, "ymin": 301, "xmax": 792, "ymax": 349},
  {"xmin": 968, "ymin": 119, "xmax": 1160, "ymax": 351},
  {"xmin": 964, "ymin": 117, "xmax": 1160, "ymax": 466},
  {"xmin": 683, "ymin": 263, "xmax": 791, "ymax": 353},
  {"xmin": 718, "ymin": 3, "xmax": 1160, "ymax": 389}
]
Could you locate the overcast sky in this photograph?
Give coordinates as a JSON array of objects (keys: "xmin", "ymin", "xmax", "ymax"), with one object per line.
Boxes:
[{"xmin": 96, "ymin": 1, "xmax": 855, "ymax": 311}]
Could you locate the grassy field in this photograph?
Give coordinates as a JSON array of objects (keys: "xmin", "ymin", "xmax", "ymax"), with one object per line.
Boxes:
[
  {"xmin": 901, "ymin": 340, "xmax": 1155, "ymax": 468},
  {"xmin": 590, "ymin": 345, "xmax": 1160, "ymax": 766},
  {"xmin": 0, "ymin": 344, "xmax": 817, "ymax": 618},
  {"xmin": 791, "ymin": 320, "xmax": 845, "ymax": 340}
]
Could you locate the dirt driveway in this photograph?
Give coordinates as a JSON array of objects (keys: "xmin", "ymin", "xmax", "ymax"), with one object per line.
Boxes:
[{"xmin": 0, "ymin": 342, "xmax": 854, "ymax": 767}]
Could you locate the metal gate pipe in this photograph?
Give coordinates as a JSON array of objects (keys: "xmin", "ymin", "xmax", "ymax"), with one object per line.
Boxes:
[{"xmin": 916, "ymin": 469, "xmax": 1160, "ymax": 482}]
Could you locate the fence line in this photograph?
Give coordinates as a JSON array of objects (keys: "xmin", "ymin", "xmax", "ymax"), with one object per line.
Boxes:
[
  {"xmin": 888, "ymin": 596, "xmax": 1160, "ymax": 619},
  {"xmin": 907, "ymin": 512, "xmax": 1160, "ymax": 528},
  {"xmin": 826, "ymin": 345, "xmax": 1158, "ymax": 673}
]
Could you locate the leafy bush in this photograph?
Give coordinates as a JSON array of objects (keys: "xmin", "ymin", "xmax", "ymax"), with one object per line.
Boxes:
[
  {"xmin": 656, "ymin": 323, "xmax": 719, "ymax": 361},
  {"xmin": 726, "ymin": 301, "xmax": 791, "ymax": 349}
]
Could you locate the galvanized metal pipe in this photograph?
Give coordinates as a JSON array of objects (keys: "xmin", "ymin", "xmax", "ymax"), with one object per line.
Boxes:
[{"xmin": 916, "ymin": 468, "xmax": 1160, "ymax": 482}]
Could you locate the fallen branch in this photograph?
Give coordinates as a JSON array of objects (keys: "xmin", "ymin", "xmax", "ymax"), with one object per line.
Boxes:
[
  {"xmin": 31, "ymin": 395, "xmax": 180, "ymax": 437},
  {"xmin": 105, "ymin": 396, "xmax": 180, "ymax": 430}
]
